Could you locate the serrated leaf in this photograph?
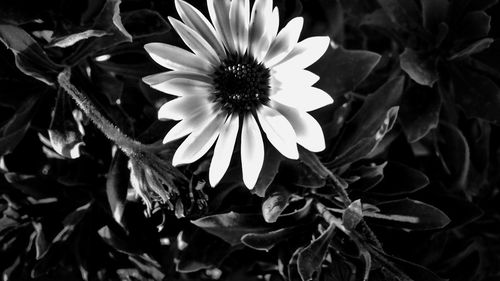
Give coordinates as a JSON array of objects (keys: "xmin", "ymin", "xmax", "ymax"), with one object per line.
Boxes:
[
  {"xmin": 311, "ymin": 46, "xmax": 381, "ymax": 97},
  {"xmin": 400, "ymin": 48, "xmax": 438, "ymax": 87},
  {"xmin": 191, "ymin": 212, "xmax": 272, "ymax": 246},
  {"xmin": 297, "ymin": 222, "xmax": 336, "ymax": 281},
  {"xmin": 365, "ymin": 199, "xmax": 450, "ymax": 230}
]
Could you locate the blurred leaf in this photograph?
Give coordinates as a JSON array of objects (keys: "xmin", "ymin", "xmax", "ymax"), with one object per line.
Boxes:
[
  {"xmin": 0, "ymin": 95, "xmax": 39, "ymax": 156},
  {"xmin": 122, "ymin": 9, "xmax": 171, "ymax": 39},
  {"xmin": 48, "ymin": 89, "xmax": 85, "ymax": 159},
  {"xmin": 262, "ymin": 185, "xmax": 292, "ymax": 223},
  {"xmin": 449, "ymin": 38, "xmax": 494, "ymax": 60},
  {"xmin": 0, "ymin": 24, "xmax": 62, "ymax": 85},
  {"xmin": 49, "ymin": 30, "xmax": 109, "ymax": 48},
  {"xmin": 311, "ymin": 46, "xmax": 381, "ymax": 97},
  {"xmin": 457, "ymin": 11, "xmax": 491, "ymax": 42},
  {"xmin": 191, "ymin": 212, "xmax": 272, "ymax": 246},
  {"xmin": 420, "ymin": 0, "xmax": 449, "ymax": 32},
  {"xmin": 342, "ymin": 199, "xmax": 363, "ymax": 231},
  {"xmin": 366, "ymin": 199, "xmax": 450, "ymax": 230},
  {"xmin": 373, "ymin": 248, "xmax": 447, "ymax": 281},
  {"xmin": 297, "ymin": 222, "xmax": 336, "ymax": 281},
  {"xmin": 377, "ymin": 0, "xmax": 422, "ymax": 31},
  {"xmin": 399, "ymin": 83, "xmax": 441, "ymax": 142},
  {"xmin": 437, "ymin": 122, "xmax": 470, "ymax": 190},
  {"xmin": 367, "ymin": 162, "xmax": 429, "ymax": 196},
  {"xmin": 400, "ymin": 48, "xmax": 438, "ymax": 87},
  {"xmin": 450, "ymin": 63, "xmax": 500, "ymax": 123}
]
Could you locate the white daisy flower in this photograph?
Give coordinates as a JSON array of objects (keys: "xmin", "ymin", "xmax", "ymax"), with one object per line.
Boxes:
[{"xmin": 143, "ymin": 0, "xmax": 333, "ymax": 189}]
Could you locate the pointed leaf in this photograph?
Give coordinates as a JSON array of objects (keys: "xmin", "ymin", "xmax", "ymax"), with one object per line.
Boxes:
[
  {"xmin": 400, "ymin": 48, "xmax": 438, "ymax": 87},
  {"xmin": 297, "ymin": 223, "xmax": 336, "ymax": 281}
]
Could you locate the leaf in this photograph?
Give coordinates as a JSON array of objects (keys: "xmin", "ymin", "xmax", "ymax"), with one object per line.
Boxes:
[
  {"xmin": 377, "ymin": 0, "xmax": 422, "ymax": 31},
  {"xmin": 365, "ymin": 199, "xmax": 451, "ymax": 230},
  {"xmin": 448, "ymin": 38, "xmax": 494, "ymax": 60},
  {"xmin": 252, "ymin": 145, "xmax": 283, "ymax": 197},
  {"xmin": 63, "ymin": 0, "xmax": 132, "ymax": 65},
  {"xmin": 420, "ymin": 0, "xmax": 449, "ymax": 32},
  {"xmin": 450, "ymin": 63, "xmax": 500, "ymax": 123},
  {"xmin": 122, "ymin": 9, "xmax": 171, "ymax": 39},
  {"xmin": 241, "ymin": 222, "xmax": 314, "ymax": 251},
  {"xmin": 328, "ymin": 106, "xmax": 399, "ymax": 167},
  {"xmin": 49, "ymin": 30, "xmax": 109, "ymax": 48},
  {"xmin": 367, "ymin": 161, "xmax": 429, "ymax": 196},
  {"xmin": 297, "ymin": 222, "xmax": 336, "ymax": 281},
  {"xmin": 373, "ymin": 248, "xmax": 448, "ymax": 281},
  {"xmin": 342, "ymin": 200, "xmax": 363, "ymax": 231},
  {"xmin": 400, "ymin": 48, "xmax": 438, "ymax": 87},
  {"xmin": 311, "ymin": 46, "xmax": 381, "ymax": 97},
  {"xmin": 262, "ymin": 185, "xmax": 292, "ymax": 223},
  {"xmin": 48, "ymin": 89, "xmax": 85, "ymax": 159},
  {"xmin": 328, "ymin": 76, "xmax": 404, "ymax": 167},
  {"xmin": 342, "ymin": 161, "xmax": 387, "ymax": 191},
  {"xmin": 106, "ymin": 149, "xmax": 129, "ymax": 225},
  {"xmin": 0, "ymin": 95, "xmax": 39, "ymax": 156},
  {"xmin": 177, "ymin": 228, "xmax": 232, "ymax": 272},
  {"xmin": 0, "ymin": 24, "xmax": 61, "ymax": 85},
  {"xmin": 279, "ymin": 159, "xmax": 326, "ymax": 188},
  {"xmin": 436, "ymin": 122, "xmax": 470, "ymax": 189},
  {"xmin": 457, "ymin": 11, "xmax": 491, "ymax": 42},
  {"xmin": 399, "ymin": 83, "xmax": 441, "ymax": 142},
  {"xmin": 299, "ymin": 147, "xmax": 331, "ymax": 179},
  {"xmin": 191, "ymin": 212, "xmax": 272, "ymax": 246}
]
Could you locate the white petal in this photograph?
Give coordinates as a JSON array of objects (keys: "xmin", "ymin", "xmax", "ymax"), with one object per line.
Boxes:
[
  {"xmin": 163, "ymin": 105, "xmax": 213, "ymax": 143},
  {"xmin": 151, "ymin": 78, "xmax": 212, "ymax": 96},
  {"xmin": 270, "ymin": 87, "xmax": 333, "ymax": 112},
  {"xmin": 273, "ymin": 36, "xmax": 330, "ymax": 70},
  {"xmin": 144, "ymin": 43, "xmax": 212, "ymax": 73},
  {"xmin": 241, "ymin": 114, "xmax": 264, "ymax": 189},
  {"xmin": 172, "ymin": 113, "xmax": 226, "ymax": 166},
  {"xmin": 229, "ymin": 0, "xmax": 250, "ymax": 54},
  {"xmin": 257, "ymin": 106, "xmax": 298, "ymax": 159},
  {"xmin": 263, "ymin": 17, "xmax": 303, "ymax": 67},
  {"xmin": 256, "ymin": 7, "xmax": 279, "ymax": 62},
  {"xmin": 143, "ymin": 71, "xmax": 211, "ymax": 85},
  {"xmin": 158, "ymin": 96, "xmax": 210, "ymax": 121},
  {"xmin": 175, "ymin": 0, "xmax": 226, "ymax": 58},
  {"xmin": 271, "ymin": 69, "xmax": 319, "ymax": 90},
  {"xmin": 249, "ymin": 0, "xmax": 272, "ymax": 58},
  {"xmin": 271, "ymin": 100, "xmax": 326, "ymax": 152},
  {"xmin": 209, "ymin": 114, "xmax": 239, "ymax": 186},
  {"xmin": 208, "ymin": 0, "xmax": 236, "ymax": 52},
  {"xmin": 168, "ymin": 17, "xmax": 220, "ymax": 65}
]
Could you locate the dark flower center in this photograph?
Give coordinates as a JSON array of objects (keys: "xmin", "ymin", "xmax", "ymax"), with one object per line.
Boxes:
[{"xmin": 212, "ymin": 54, "xmax": 270, "ymax": 114}]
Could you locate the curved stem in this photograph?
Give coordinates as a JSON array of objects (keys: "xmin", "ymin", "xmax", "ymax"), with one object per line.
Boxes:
[{"xmin": 57, "ymin": 68, "xmax": 146, "ymax": 154}]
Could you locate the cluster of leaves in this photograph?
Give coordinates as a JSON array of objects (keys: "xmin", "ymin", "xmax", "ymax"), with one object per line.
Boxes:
[{"xmin": 1, "ymin": 0, "xmax": 499, "ymax": 280}]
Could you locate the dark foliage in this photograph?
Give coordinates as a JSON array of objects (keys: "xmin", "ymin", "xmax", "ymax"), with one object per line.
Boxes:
[{"xmin": 1, "ymin": 0, "xmax": 500, "ymax": 280}]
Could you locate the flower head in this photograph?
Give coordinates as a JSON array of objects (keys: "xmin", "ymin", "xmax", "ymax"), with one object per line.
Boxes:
[{"xmin": 143, "ymin": 0, "xmax": 333, "ymax": 189}]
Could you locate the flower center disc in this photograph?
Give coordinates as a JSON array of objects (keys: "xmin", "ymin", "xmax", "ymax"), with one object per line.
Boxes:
[{"xmin": 212, "ymin": 54, "xmax": 270, "ymax": 114}]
